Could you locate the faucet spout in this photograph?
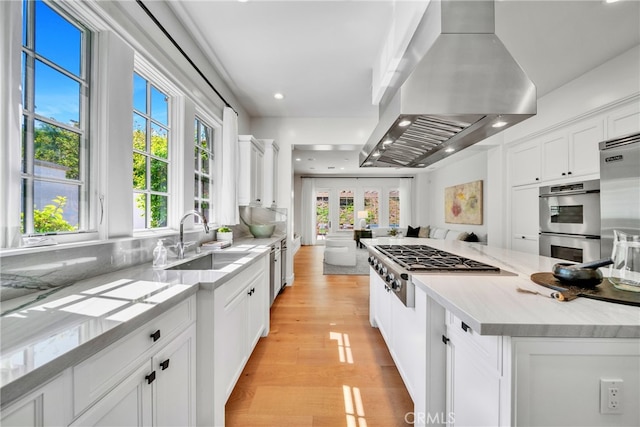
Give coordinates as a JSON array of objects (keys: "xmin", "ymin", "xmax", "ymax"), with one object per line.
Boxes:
[{"xmin": 177, "ymin": 210, "xmax": 210, "ymax": 259}]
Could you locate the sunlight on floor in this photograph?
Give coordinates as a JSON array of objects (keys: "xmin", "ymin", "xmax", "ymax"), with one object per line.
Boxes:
[
  {"xmin": 330, "ymin": 331, "xmax": 354, "ymax": 364},
  {"xmin": 343, "ymin": 385, "xmax": 367, "ymax": 427}
]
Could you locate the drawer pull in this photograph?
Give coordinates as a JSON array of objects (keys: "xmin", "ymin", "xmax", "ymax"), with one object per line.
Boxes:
[
  {"xmin": 461, "ymin": 322, "xmax": 470, "ymax": 332},
  {"xmin": 160, "ymin": 359, "xmax": 170, "ymax": 370},
  {"xmin": 442, "ymin": 335, "xmax": 450, "ymax": 345},
  {"xmin": 150, "ymin": 330, "xmax": 161, "ymax": 342},
  {"xmin": 145, "ymin": 371, "xmax": 156, "ymax": 384}
]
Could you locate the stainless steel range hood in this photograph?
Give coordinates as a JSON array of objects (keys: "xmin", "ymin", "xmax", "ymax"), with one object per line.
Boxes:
[{"xmin": 360, "ymin": 0, "xmax": 536, "ymax": 168}]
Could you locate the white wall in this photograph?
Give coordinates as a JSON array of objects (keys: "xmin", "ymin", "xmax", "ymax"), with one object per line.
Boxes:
[{"xmin": 414, "ymin": 151, "xmax": 489, "ymax": 241}]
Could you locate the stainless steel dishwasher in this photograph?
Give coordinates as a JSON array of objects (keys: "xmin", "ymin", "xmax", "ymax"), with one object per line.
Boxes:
[{"xmin": 269, "ymin": 242, "xmax": 281, "ymax": 306}]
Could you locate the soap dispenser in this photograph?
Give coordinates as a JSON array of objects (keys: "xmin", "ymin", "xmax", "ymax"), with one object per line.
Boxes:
[{"xmin": 153, "ymin": 239, "xmax": 167, "ymax": 267}]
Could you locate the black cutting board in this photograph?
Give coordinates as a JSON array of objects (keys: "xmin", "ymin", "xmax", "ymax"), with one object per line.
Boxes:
[{"xmin": 530, "ymin": 273, "xmax": 640, "ymax": 307}]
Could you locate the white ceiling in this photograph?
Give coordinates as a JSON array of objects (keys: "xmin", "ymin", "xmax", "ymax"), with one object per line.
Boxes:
[{"xmin": 170, "ymin": 0, "xmax": 640, "ymax": 175}]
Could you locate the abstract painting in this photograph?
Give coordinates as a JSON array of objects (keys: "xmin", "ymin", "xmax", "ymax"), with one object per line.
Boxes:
[{"xmin": 444, "ymin": 180, "xmax": 483, "ymax": 225}]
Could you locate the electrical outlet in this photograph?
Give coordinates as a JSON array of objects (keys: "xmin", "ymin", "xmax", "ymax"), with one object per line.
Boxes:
[{"xmin": 600, "ymin": 379, "xmax": 623, "ymax": 414}]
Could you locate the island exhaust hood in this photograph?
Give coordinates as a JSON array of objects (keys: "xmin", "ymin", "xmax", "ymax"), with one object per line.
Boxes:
[{"xmin": 360, "ymin": 0, "xmax": 536, "ymax": 168}]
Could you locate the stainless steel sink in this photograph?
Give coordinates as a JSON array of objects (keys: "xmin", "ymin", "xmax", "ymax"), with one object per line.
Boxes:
[{"xmin": 165, "ymin": 252, "xmax": 249, "ymax": 271}]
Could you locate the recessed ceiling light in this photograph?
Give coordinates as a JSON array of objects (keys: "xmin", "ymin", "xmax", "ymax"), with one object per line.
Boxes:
[
  {"xmin": 295, "ymin": 158, "xmax": 301, "ymax": 161},
  {"xmin": 445, "ymin": 148, "xmax": 455, "ymax": 153},
  {"xmin": 274, "ymin": 93, "xmax": 284, "ymax": 100},
  {"xmin": 398, "ymin": 120, "xmax": 412, "ymax": 127},
  {"xmin": 340, "ymin": 167, "xmax": 345, "ymax": 170},
  {"xmin": 605, "ymin": 0, "xmax": 619, "ymax": 3}
]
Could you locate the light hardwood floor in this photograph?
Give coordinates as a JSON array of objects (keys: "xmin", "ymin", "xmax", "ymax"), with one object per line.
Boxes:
[{"xmin": 226, "ymin": 245, "xmax": 413, "ymax": 426}]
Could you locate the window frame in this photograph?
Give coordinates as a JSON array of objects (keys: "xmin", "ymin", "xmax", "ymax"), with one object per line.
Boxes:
[
  {"xmin": 193, "ymin": 115, "xmax": 214, "ymax": 224},
  {"xmin": 131, "ymin": 69, "xmax": 172, "ymax": 231},
  {"xmin": 18, "ymin": 0, "xmax": 96, "ymax": 244},
  {"xmin": 388, "ymin": 188, "xmax": 400, "ymax": 228}
]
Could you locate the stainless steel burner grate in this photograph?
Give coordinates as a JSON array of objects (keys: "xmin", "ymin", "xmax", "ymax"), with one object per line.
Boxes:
[{"xmin": 375, "ymin": 245, "xmax": 500, "ymax": 272}]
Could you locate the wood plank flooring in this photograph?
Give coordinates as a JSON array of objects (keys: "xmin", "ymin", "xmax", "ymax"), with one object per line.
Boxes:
[{"xmin": 225, "ymin": 245, "xmax": 413, "ymax": 426}]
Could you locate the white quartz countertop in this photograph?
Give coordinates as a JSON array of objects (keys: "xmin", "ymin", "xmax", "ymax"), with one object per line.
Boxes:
[
  {"xmin": 362, "ymin": 237, "xmax": 640, "ymax": 338},
  {"xmin": 0, "ymin": 237, "xmax": 275, "ymax": 408}
]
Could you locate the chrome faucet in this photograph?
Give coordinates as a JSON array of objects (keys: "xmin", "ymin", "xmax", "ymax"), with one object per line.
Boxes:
[{"xmin": 175, "ymin": 210, "xmax": 210, "ymax": 259}]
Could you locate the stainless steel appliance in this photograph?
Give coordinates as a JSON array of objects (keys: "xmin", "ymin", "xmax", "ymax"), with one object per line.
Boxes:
[
  {"xmin": 539, "ymin": 179, "xmax": 601, "ymax": 263},
  {"xmin": 368, "ymin": 245, "xmax": 501, "ymax": 307},
  {"xmin": 600, "ymin": 132, "xmax": 640, "ymax": 259},
  {"xmin": 360, "ymin": 0, "xmax": 535, "ymax": 169},
  {"xmin": 269, "ymin": 243, "xmax": 281, "ymax": 306}
]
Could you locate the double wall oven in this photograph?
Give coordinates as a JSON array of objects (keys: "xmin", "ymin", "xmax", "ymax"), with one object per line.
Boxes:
[{"xmin": 539, "ymin": 179, "xmax": 601, "ymax": 263}]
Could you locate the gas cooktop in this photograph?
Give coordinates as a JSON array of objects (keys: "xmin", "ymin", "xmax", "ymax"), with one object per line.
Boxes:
[{"xmin": 374, "ymin": 244, "xmax": 500, "ymax": 273}]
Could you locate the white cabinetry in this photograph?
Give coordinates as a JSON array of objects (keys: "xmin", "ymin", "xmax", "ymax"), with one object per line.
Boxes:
[
  {"xmin": 510, "ymin": 186, "xmax": 539, "ymax": 254},
  {"xmin": 369, "ymin": 271, "xmax": 430, "ymax": 425},
  {"xmin": 262, "ymin": 139, "xmax": 279, "ymax": 207},
  {"xmin": 445, "ymin": 313, "xmax": 507, "ymax": 427},
  {"xmin": 1, "ymin": 371, "xmax": 72, "ymax": 427},
  {"xmin": 197, "ymin": 254, "xmax": 269, "ymax": 427},
  {"xmin": 541, "ymin": 120, "xmax": 603, "ymax": 181},
  {"xmin": 607, "ymin": 101, "xmax": 640, "ymax": 139},
  {"xmin": 238, "ymin": 135, "xmax": 265, "ymax": 206},
  {"xmin": 71, "ymin": 296, "xmax": 196, "ymax": 426},
  {"xmin": 509, "ymin": 140, "xmax": 541, "ymax": 186}
]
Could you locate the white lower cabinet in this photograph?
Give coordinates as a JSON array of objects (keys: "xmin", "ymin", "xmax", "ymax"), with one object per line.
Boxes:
[
  {"xmin": 445, "ymin": 313, "xmax": 507, "ymax": 427},
  {"xmin": 369, "ymin": 271, "xmax": 430, "ymax": 425},
  {"xmin": 198, "ymin": 254, "xmax": 270, "ymax": 427},
  {"xmin": 442, "ymin": 313, "xmax": 640, "ymax": 427},
  {"xmin": 510, "ymin": 185, "xmax": 539, "ymax": 254},
  {"xmin": 1, "ymin": 370, "xmax": 73, "ymax": 427},
  {"xmin": 70, "ymin": 303, "xmax": 197, "ymax": 427}
]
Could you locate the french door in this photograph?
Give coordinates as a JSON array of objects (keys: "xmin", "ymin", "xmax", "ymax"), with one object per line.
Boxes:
[{"xmin": 315, "ymin": 188, "xmax": 355, "ymax": 240}]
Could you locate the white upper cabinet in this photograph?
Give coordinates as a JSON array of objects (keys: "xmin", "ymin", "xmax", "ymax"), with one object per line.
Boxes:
[
  {"xmin": 607, "ymin": 101, "xmax": 640, "ymax": 139},
  {"xmin": 540, "ymin": 119, "xmax": 603, "ymax": 181},
  {"xmin": 238, "ymin": 135, "xmax": 265, "ymax": 206},
  {"xmin": 261, "ymin": 139, "xmax": 279, "ymax": 207},
  {"xmin": 540, "ymin": 132, "xmax": 569, "ymax": 181},
  {"xmin": 509, "ymin": 140, "xmax": 541, "ymax": 186}
]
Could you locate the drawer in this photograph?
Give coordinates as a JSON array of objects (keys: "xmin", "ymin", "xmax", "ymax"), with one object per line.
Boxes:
[
  {"xmin": 447, "ymin": 311, "xmax": 502, "ymax": 372},
  {"xmin": 73, "ymin": 295, "xmax": 195, "ymax": 416},
  {"xmin": 215, "ymin": 256, "xmax": 265, "ymax": 307}
]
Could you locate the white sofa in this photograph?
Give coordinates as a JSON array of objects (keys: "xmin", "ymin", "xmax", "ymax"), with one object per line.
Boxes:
[
  {"xmin": 367, "ymin": 226, "xmax": 479, "ymax": 242},
  {"xmin": 324, "ymin": 238, "xmax": 357, "ymax": 266}
]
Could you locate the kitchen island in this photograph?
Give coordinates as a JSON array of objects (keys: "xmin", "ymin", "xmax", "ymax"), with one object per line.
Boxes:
[{"xmin": 362, "ymin": 237, "xmax": 640, "ymax": 427}]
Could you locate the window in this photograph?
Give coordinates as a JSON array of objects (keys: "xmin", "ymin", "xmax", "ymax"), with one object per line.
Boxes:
[
  {"xmin": 388, "ymin": 189, "xmax": 400, "ymax": 228},
  {"xmin": 132, "ymin": 72, "xmax": 169, "ymax": 230},
  {"xmin": 315, "ymin": 190, "xmax": 329, "ymax": 239},
  {"xmin": 339, "ymin": 189, "xmax": 354, "ymax": 230},
  {"xmin": 20, "ymin": 0, "xmax": 91, "ymax": 235},
  {"xmin": 363, "ymin": 190, "xmax": 379, "ymax": 227},
  {"xmin": 194, "ymin": 117, "xmax": 213, "ymax": 223}
]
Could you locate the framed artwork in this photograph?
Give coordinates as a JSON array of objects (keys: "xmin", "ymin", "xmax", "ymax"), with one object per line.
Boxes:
[{"xmin": 444, "ymin": 180, "xmax": 483, "ymax": 225}]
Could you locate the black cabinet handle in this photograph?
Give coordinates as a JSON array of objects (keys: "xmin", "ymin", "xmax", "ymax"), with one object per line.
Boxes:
[
  {"xmin": 522, "ymin": 235, "xmax": 526, "ymax": 239},
  {"xmin": 146, "ymin": 371, "xmax": 156, "ymax": 384},
  {"xmin": 442, "ymin": 335, "xmax": 450, "ymax": 345},
  {"xmin": 160, "ymin": 359, "xmax": 170, "ymax": 370},
  {"xmin": 150, "ymin": 330, "xmax": 161, "ymax": 342},
  {"xmin": 562, "ymin": 172, "xmax": 566, "ymax": 176},
  {"xmin": 535, "ymin": 177, "xmax": 539, "ymax": 181},
  {"xmin": 568, "ymin": 171, "xmax": 572, "ymax": 175},
  {"xmin": 461, "ymin": 322, "xmax": 470, "ymax": 332}
]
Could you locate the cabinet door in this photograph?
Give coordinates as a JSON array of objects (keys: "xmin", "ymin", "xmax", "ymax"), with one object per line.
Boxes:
[
  {"xmin": 215, "ymin": 286, "xmax": 248, "ymax": 400},
  {"xmin": 446, "ymin": 334, "xmax": 501, "ymax": 427},
  {"xmin": 511, "ymin": 186, "xmax": 539, "ymax": 254},
  {"xmin": 390, "ymin": 285, "xmax": 427, "ymax": 403},
  {"xmin": 1, "ymin": 371, "xmax": 72, "ymax": 427},
  {"xmin": 372, "ymin": 272, "xmax": 391, "ymax": 343},
  {"xmin": 250, "ymin": 144, "xmax": 264, "ymax": 205},
  {"xmin": 568, "ymin": 120, "xmax": 603, "ymax": 177},
  {"xmin": 69, "ymin": 363, "xmax": 152, "ymax": 427},
  {"xmin": 510, "ymin": 140, "xmax": 541, "ymax": 186},
  {"xmin": 247, "ymin": 272, "xmax": 267, "ymax": 351},
  {"xmin": 607, "ymin": 101, "xmax": 640, "ymax": 139},
  {"xmin": 153, "ymin": 324, "xmax": 196, "ymax": 427},
  {"xmin": 540, "ymin": 133, "xmax": 569, "ymax": 181}
]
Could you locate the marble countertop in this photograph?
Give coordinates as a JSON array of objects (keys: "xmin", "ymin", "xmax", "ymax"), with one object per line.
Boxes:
[
  {"xmin": 0, "ymin": 236, "xmax": 278, "ymax": 408},
  {"xmin": 362, "ymin": 237, "xmax": 640, "ymax": 338}
]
